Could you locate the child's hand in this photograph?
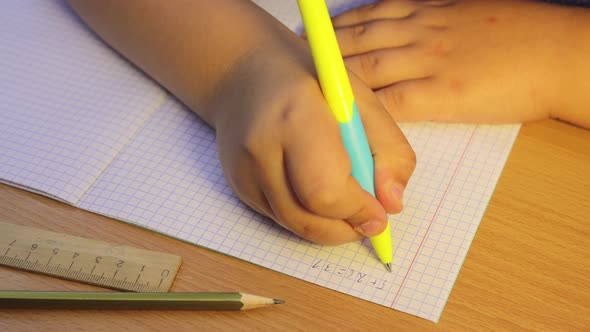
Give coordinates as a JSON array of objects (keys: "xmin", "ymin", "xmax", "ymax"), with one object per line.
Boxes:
[
  {"xmin": 211, "ymin": 45, "xmax": 415, "ymax": 245},
  {"xmin": 331, "ymin": 0, "xmax": 590, "ymax": 126},
  {"xmin": 68, "ymin": 0, "xmax": 416, "ymax": 245}
]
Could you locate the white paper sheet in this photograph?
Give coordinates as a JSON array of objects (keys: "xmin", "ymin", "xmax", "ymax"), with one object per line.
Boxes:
[{"xmin": 0, "ymin": 0, "xmax": 519, "ymax": 321}]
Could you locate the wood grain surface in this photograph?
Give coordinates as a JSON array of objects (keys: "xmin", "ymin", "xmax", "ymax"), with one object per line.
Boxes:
[{"xmin": 1, "ymin": 119, "xmax": 588, "ymax": 331}]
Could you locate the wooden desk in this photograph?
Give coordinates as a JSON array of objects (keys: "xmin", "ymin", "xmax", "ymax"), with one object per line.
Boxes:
[{"xmin": 1, "ymin": 119, "xmax": 588, "ymax": 331}]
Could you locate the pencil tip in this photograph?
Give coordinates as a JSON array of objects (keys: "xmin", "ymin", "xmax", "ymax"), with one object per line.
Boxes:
[
  {"xmin": 273, "ymin": 299, "xmax": 285, "ymax": 305},
  {"xmin": 385, "ymin": 263, "xmax": 392, "ymax": 272}
]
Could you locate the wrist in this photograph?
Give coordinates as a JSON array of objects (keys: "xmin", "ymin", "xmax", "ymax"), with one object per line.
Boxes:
[
  {"xmin": 545, "ymin": 5, "xmax": 590, "ymax": 126},
  {"xmin": 207, "ymin": 32, "xmax": 315, "ymax": 129},
  {"xmin": 187, "ymin": 5, "xmax": 294, "ymax": 125}
]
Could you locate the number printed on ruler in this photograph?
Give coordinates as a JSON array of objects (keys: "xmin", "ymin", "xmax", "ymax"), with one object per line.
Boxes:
[{"xmin": 0, "ymin": 222, "xmax": 182, "ymax": 292}]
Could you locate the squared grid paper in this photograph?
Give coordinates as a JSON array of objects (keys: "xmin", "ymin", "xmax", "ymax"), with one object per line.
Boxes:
[
  {"xmin": 0, "ymin": 0, "xmax": 166, "ymax": 203},
  {"xmin": 79, "ymin": 98, "xmax": 519, "ymax": 322},
  {"xmin": 388, "ymin": 123, "xmax": 519, "ymax": 320},
  {"xmin": 0, "ymin": 0, "xmax": 523, "ymax": 322}
]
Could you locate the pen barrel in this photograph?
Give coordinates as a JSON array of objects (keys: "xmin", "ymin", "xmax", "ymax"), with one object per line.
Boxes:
[
  {"xmin": 370, "ymin": 222, "xmax": 392, "ymax": 264},
  {"xmin": 298, "ymin": 0, "xmax": 393, "ymax": 265},
  {"xmin": 339, "ymin": 103, "xmax": 375, "ymax": 196},
  {"xmin": 297, "ymin": 0, "xmax": 355, "ymax": 123},
  {"xmin": 341, "ymin": 104, "xmax": 392, "ymax": 264}
]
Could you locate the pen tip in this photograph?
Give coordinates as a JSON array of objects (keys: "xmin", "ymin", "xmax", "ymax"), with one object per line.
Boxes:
[
  {"xmin": 385, "ymin": 263, "xmax": 392, "ymax": 273},
  {"xmin": 273, "ymin": 299, "xmax": 285, "ymax": 305}
]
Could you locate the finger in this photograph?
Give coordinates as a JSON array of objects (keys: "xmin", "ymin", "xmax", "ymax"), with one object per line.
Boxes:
[
  {"xmin": 374, "ymin": 77, "xmax": 446, "ymax": 122},
  {"xmin": 280, "ymin": 91, "xmax": 388, "ymax": 236},
  {"xmin": 335, "ymin": 18, "xmax": 419, "ymax": 56},
  {"xmin": 264, "ymin": 184, "xmax": 364, "ymax": 246},
  {"xmin": 351, "ymin": 74, "xmax": 416, "ymax": 214},
  {"xmin": 345, "ymin": 46, "xmax": 433, "ymax": 89},
  {"xmin": 332, "ymin": 0, "xmax": 420, "ymax": 28},
  {"xmin": 256, "ymin": 146, "xmax": 364, "ymax": 245},
  {"xmin": 379, "ymin": 76, "xmax": 539, "ymax": 124}
]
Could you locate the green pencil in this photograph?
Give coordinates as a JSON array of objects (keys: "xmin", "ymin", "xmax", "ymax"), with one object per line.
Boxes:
[{"xmin": 0, "ymin": 291, "xmax": 284, "ymax": 311}]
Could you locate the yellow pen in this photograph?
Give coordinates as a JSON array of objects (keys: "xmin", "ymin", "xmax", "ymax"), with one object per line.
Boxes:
[{"xmin": 297, "ymin": 0, "xmax": 393, "ymax": 272}]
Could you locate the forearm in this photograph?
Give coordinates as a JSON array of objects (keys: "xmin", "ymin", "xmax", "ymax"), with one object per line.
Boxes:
[
  {"xmin": 551, "ymin": 5, "xmax": 590, "ymax": 128},
  {"xmin": 67, "ymin": 0, "xmax": 292, "ymax": 126}
]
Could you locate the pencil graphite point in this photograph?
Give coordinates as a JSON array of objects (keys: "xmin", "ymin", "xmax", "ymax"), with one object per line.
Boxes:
[
  {"xmin": 273, "ymin": 299, "xmax": 285, "ymax": 305},
  {"xmin": 385, "ymin": 263, "xmax": 392, "ymax": 273}
]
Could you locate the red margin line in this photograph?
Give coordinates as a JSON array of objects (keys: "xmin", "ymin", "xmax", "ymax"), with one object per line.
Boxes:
[{"xmin": 391, "ymin": 126, "xmax": 478, "ymax": 307}]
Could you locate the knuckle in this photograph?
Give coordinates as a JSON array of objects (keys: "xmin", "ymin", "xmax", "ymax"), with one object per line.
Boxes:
[
  {"xmin": 352, "ymin": 23, "xmax": 367, "ymax": 39},
  {"xmin": 382, "ymin": 87, "xmax": 406, "ymax": 109},
  {"xmin": 240, "ymin": 126, "xmax": 267, "ymax": 166},
  {"xmin": 295, "ymin": 221, "xmax": 344, "ymax": 245},
  {"xmin": 276, "ymin": 79, "xmax": 317, "ymax": 126},
  {"xmin": 297, "ymin": 222, "xmax": 323, "ymax": 243},
  {"xmin": 274, "ymin": 213, "xmax": 324, "ymax": 243},
  {"xmin": 358, "ymin": 53, "xmax": 379, "ymax": 76},
  {"xmin": 298, "ymin": 183, "xmax": 342, "ymax": 212},
  {"xmin": 277, "ymin": 98, "xmax": 300, "ymax": 126}
]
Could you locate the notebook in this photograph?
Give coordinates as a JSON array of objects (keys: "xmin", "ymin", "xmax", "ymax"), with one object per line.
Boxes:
[{"xmin": 0, "ymin": 0, "xmax": 520, "ymax": 322}]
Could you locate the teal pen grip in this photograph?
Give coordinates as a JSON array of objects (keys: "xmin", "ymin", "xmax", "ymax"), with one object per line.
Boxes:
[{"xmin": 339, "ymin": 102, "xmax": 375, "ymax": 197}]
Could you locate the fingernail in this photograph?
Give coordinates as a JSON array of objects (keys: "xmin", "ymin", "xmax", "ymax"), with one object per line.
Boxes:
[
  {"xmin": 391, "ymin": 182, "xmax": 405, "ymax": 208},
  {"xmin": 356, "ymin": 220, "xmax": 381, "ymax": 236}
]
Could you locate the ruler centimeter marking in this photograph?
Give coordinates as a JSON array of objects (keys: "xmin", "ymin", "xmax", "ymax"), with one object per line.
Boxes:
[{"xmin": 0, "ymin": 221, "xmax": 182, "ymax": 292}]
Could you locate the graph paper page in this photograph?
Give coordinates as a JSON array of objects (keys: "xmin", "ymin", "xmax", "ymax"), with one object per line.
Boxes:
[
  {"xmin": 0, "ymin": 0, "xmax": 166, "ymax": 203},
  {"xmin": 80, "ymin": 97, "xmax": 519, "ymax": 322},
  {"xmin": 0, "ymin": 0, "xmax": 522, "ymax": 322}
]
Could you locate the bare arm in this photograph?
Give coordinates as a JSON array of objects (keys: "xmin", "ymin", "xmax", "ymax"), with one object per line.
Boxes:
[
  {"xmin": 554, "ymin": 5, "xmax": 590, "ymax": 128},
  {"xmin": 67, "ymin": 0, "xmax": 295, "ymax": 126}
]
